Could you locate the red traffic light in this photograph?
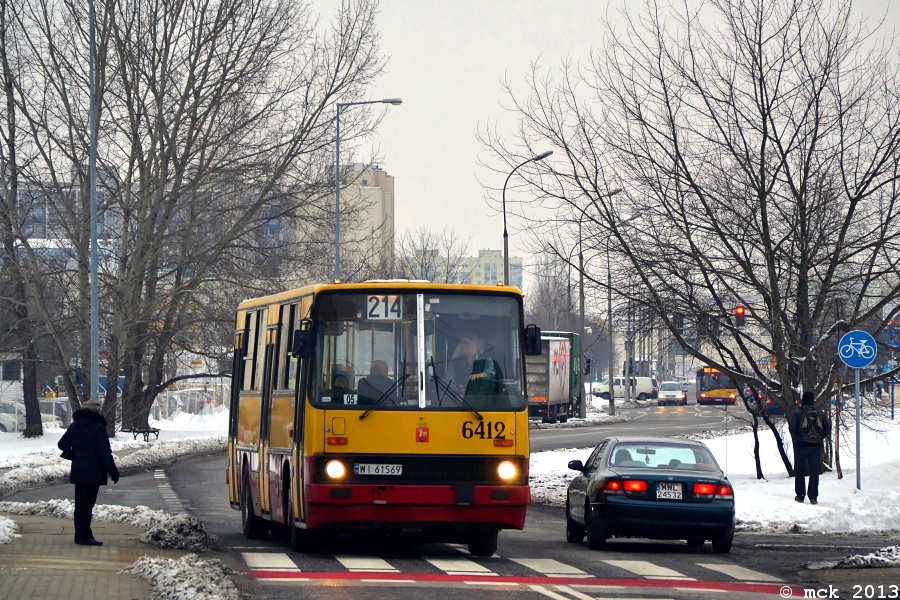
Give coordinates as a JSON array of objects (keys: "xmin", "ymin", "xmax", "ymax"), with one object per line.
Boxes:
[
  {"xmin": 734, "ymin": 305, "xmax": 746, "ymax": 327},
  {"xmin": 735, "ymin": 305, "xmax": 746, "ymax": 315}
]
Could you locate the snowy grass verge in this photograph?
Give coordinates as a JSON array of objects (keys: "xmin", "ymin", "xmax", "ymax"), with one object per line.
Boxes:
[{"xmin": 0, "ymin": 499, "xmax": 220, "ymax": 551}]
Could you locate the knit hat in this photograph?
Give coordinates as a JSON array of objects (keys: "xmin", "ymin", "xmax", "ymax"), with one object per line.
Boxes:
[
  {"xmin": 82, "ymin": 400, "xmax": 102, "ymax": 412},
  {"xmin": 801, "ymin": 391, "xmax": 814, "ymax": 405}
]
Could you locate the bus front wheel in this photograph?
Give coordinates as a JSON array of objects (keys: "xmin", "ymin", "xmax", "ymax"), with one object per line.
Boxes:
[
  {"xmin": 468, "ymin": 530, "xmax": 498, "ymax": 556},
  {"xmin": 241, "ymin": 471, "xmax": 268, "ymax": 540}
]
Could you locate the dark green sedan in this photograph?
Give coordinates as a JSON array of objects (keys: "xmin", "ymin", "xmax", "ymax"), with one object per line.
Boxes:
[{"xmin": 565, "ymin": 436, "xmax": 735, "ymax": 552}]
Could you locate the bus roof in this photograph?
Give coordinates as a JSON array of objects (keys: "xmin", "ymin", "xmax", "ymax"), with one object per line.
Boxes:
[{"xmin": 235, "ymin": 281, "xmax": 524, "ymax": 311}]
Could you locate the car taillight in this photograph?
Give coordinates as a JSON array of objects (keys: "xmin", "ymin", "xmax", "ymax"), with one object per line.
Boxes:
[
  {"xmin": 624, "ymin": 479, "xmax": 647, "ymax": 493},
  {"xmin": 693, "ymin": 482, "xmax": 717, "ymax": 497},
  {"xmin": 603, "ymin": 479, "xmax": 624, "ymax": 493},
  {"xmin": 715, "ymin": 484, "xmax": 734, "ymax": 499},
  {"xmin": 603, "ymin": 479, "xmax": 647, "ymax": 494},
  {"xmin": 693, "ymin": 482, "xmax": 733, "ymax": 499}
]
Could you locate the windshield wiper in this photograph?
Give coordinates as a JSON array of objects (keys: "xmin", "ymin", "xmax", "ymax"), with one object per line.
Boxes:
[
  {"xmin": 429, "ymin": 359, "xmax": 482, "ymax": 421},
  {"xmin": 359, "ymin": 373, "xmax": 409, "ymax": 420}
]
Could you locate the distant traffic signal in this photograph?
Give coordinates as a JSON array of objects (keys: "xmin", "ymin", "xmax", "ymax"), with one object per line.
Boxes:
[{"xmin": 734, "ymin": 305, "xmax": 747, "ymax": 327}]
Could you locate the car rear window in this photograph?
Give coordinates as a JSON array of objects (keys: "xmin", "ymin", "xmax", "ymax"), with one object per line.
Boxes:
[{"xmin": 609, "ymin": 442, "xmax": 718, "ymax": 470}]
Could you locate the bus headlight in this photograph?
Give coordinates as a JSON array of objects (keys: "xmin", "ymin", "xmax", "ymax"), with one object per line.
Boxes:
[
  {"xmin": 497, "ymin": 460, "xmax": 518, "ymax": 482},
  {"xmin": 325, "ymin": 460, "xmax": 346, "ymax": 480}
]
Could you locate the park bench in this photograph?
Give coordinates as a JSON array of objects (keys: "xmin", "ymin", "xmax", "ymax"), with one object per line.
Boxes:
[{"xmin": 122, "ymin": 427, "xmax": 160, "ymax": 442}]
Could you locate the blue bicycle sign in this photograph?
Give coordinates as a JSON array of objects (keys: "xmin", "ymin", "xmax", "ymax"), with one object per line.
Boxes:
[{"xmin": 838, "ymin": 330, "xmax": 877, "ymax": 368}]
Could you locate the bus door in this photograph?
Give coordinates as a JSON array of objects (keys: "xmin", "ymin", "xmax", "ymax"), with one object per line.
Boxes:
[
  {"xmin": 235, "ymin": 308, "xmax": 268, "ymax": 512},
  {"xmin": 227, "ymin": 329, "xmax": 245, "ymax": 505},
  {"xmin": 284, "ymin": 295, "xmax": 313, "ymax": 523},
  {"xmin": 265, "ymin": 301, "xmax": 305, "ymax": 526},
  {"xmin": 258, "ymin": 313, "xmax": 279, "ymax": 517}
]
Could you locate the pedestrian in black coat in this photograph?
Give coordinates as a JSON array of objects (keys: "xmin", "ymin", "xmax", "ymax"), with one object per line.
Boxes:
[
  {"xmin": 789, "ymin": 391, "xmax": 831, "ymax": 505},
  {"xmin": 57, "ymin": 401, "xmax": 120, "ymax": 545}
]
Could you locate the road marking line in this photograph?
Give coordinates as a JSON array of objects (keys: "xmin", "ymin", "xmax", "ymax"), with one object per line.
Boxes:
[
  {"xmin": 601, "ymin": 560, "xmax": 693, "ymax": 580},
  {"xmin": 241, "ymin": 552, "xmax": 300, "ymax": 570},
  {"xmin": 425, "ymin": 557, "xmax": 497, "ymax": 575},
  {"xmin": 511, "ymin": 558, "xmax": 590, "ymax": 577},
  {"xmin": 334, "ymin": 555, "xmax": 398, "ymax": 572},
  {"xmin": 696, "ymin": 563, "xmax": 783, "ymax": 582}
]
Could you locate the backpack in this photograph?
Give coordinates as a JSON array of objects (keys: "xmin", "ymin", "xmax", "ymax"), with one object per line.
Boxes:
[{"xmin": 800, "ymin": 407, "xmax": 823, "ymax": 444}]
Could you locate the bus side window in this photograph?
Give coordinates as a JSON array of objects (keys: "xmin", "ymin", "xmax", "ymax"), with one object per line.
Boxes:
[{"xmin": 241, "ymin": 312, "xmax": 257, "ymax": 392}]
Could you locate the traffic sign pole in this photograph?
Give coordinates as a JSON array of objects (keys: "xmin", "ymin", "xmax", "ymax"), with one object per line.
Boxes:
[
  {"xmin": 855, "ymin": 368, "xmax": 861, "ymax": 491},
  {"xmin": 838, "ymin": 330, "xmax": 877, "ymax": 491}
]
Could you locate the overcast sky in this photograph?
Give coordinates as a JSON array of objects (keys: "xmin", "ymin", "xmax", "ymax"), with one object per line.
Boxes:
[{"xmin": 318, "ymin": 0, "xmax": 898, "ymax": 293}]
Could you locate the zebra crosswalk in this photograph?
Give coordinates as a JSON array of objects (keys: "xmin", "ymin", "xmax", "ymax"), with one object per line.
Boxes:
[{"xmin": 239, "ymin": 549, "xmax": 783, "ymax": 585}]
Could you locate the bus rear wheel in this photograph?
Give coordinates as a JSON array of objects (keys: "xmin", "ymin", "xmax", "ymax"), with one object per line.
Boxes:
[
  {"xmin": 468, "ymin": 530, "xmax": 498, "ymax": 556},
  {"xmin": 241, "ymin": 472, "xmax": 268, "ymax": 540}
]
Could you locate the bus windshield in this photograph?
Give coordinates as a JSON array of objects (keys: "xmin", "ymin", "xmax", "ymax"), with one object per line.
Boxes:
[
  {"xmin": 698, "ymin": 368, "xmax": 736, "ymax": 392},
  {"xmin": 312, "ymin": 291, "xmax": 526, "ymax": 411}
]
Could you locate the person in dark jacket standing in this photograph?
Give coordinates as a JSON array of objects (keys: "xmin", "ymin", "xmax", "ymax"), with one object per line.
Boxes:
[
  {"xmin": 789, "ymin": 391, "xmax": 831, "ymax": 504},
  {"xmin": 57, "ymin": 401, "xmax": 120, "ymax": 545}
]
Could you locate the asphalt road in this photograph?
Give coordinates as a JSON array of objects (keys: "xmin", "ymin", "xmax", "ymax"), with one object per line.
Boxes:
[{"xmin": 9, "ymin": 403, "xmax": 895, "ymax": 600}]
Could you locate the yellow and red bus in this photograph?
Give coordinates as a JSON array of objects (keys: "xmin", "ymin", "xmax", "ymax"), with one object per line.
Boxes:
[
  {"xmin": 226, "ymin": 281, "xmax": 541, "ymax": 555},
  {"xmin": 696, "ymin": 366, "xmax": 738, "ymax": 405}
]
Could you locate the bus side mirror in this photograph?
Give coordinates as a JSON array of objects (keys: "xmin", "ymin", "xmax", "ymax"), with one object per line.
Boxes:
[
  {"xmin": 290, "ymin": 319, "xmax": 315, "ymax": 359},
  {"xmin": 524, "ymin": 324, "xmax": 542, "ymax": 355}
]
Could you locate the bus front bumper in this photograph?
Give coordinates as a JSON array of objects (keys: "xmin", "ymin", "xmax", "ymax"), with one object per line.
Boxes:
[{"xmin": 304, "ymin": 483, "xmax": 529, "ymax": 530}]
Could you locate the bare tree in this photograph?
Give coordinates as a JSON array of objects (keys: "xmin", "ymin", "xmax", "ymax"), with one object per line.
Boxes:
[
  {"xmin": 4, "ymin": 0, "xmax": 388, "ymax": 429},
  {"xmin": 393, "ymin": 226, "xmax": 472, "ymax": 283},
  {"xmin": 481, "ymin": 0, "xmax": 900, "ymax": 474}
]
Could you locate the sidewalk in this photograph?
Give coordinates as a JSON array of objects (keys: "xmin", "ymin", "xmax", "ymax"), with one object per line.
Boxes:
[{"xmin": 0, "ymin": 513, "xmax": 190, "ymax": 600}]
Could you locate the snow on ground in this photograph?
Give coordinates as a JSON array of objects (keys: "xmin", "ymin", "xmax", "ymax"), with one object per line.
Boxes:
[
  {"xmin": 0, "ymin": 400, "xmax": 898, "ymax": 598},
  {"xmin": 0, "ymin": 514, "xmax": 17, "ymax": 544}
]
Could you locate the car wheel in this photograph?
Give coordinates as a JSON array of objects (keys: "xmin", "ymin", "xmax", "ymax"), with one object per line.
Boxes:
[
  {"xmin": 686, "ymin": 537, "xmax": 705, "ymax": 548},
  {"xmin": 0, "ymin": 424, "xmax": 6, "ymax": 433},
  {"xmin": 565, "ymin": 500, "xmax": 585, "ymax": 544},
  {"xmin": 682, "ymin": 399, "xmax": 688, "ymax": 406},
  {"xmin": 657, "ymin": 401, "xmax": 663, "ymax": 406},
  {"xmin": 601, "ymin": 392, "xmax": 610, "ymax": 400},
  {"xmin": 585, "ymin": 503, "xmax": 608, "ymax": 550},
  {"xmin": 711, "ymin": 529, "xmax": 734, "ymax": 553},
  {"xmin": 637, "ymin": 393, "xmax": 648, "ymax": 401},
  {"xmin": 468, "ymin": 530, "xmax": 498, "ymax": 556},
  {"xmin": 241, "ymin": 471, "xmax": 268, "ymax": 540}
]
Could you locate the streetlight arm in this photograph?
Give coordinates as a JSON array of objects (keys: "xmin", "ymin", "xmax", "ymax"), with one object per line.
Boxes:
[
  {"xmin": 334, "ymin": 97, "xmax": 402, "ymax": 280},
  {"xmin": 502, "ymin": 151, "xmax": 553, "ymax": 285}
]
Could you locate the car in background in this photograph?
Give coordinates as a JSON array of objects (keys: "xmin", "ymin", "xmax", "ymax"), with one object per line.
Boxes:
[
  {"xmin": 657, "ymin": 381, "xmax": 687, "ymax": 406},
  {"xmin": 0, "ymin": 400, "xmax": 64, "ymax": 432},
  {"xmin": 565, "ymin": 436, "xmax": 735, "ymax": 552},
  {"xmin": 594, "ymin": 377, "xmax": 657, "ymax": 401}
]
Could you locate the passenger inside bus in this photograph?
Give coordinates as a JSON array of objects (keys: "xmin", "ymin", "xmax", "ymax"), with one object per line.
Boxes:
[
  {"xmin": 330, "ymin": 369, "xmax": 352, "ymax": 403},
  {"xmin": 357, "ymin": 360, "xmax": 394, "ymax": 404}
]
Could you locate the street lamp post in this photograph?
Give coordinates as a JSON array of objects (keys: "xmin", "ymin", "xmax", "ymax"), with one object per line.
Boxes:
[
  {"xmin": 334, "ymin": 98, "xmax": 402, "ymax": 280},
  {"xmin": 578, "ymin": 217, "xmax": 586, "ymax": 418},
  {"xmin": 502, "ymin": 151, "xmax": 552, "ymax": 285}
]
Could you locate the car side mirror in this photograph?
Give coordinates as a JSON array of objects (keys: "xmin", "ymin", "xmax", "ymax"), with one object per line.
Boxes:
[
  {"xmin": 524, "ymin": 324, "xmax": 542, "ymax": 355},
  {"xmin": 568, "ymin": 459, "xmax": 585, "ymax": 472}
]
